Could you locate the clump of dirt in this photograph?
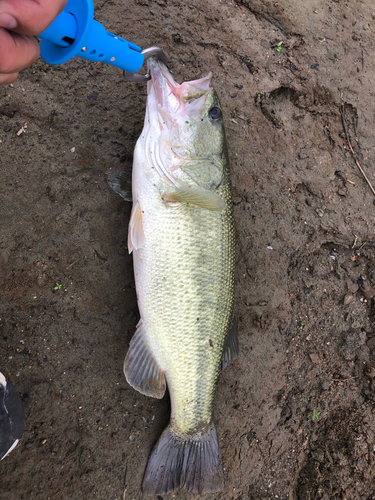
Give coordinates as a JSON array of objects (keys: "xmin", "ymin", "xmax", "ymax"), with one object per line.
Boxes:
[{"xmin": 1, "ymin": 0, "xmax": 375, "ymax": 499}]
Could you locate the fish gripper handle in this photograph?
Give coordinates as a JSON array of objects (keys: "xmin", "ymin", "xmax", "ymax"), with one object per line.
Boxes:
[{"xmin": 38, "ymin": 0, "xmax": 144, "ymax": 73}]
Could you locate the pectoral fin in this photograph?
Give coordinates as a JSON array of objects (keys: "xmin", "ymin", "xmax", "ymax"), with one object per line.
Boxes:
[
  {"xmin": 124, "ymin": 321, "xmax": 166, "ymax": 399},
  {"xmin": 107, "ymin": 171, "xmax": 132, "ymax": 201},
  {"xmin": 164, "ymin": 185, "xmax": 226, "ymax": 211},
  {"xmin": 128, "ymin": 202, "xmax": 145, "ymax": 254}
]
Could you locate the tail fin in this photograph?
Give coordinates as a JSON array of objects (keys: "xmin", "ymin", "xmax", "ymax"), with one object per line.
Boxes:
[{"xmin": 142, "ymin": 422, "xmax": 224, "ymax": 495}]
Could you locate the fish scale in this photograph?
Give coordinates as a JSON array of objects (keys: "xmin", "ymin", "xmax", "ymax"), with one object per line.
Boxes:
[
  {"xmin": 134, "ymin": 169, "xmax": 234, "ymax": 433},
  {"xmin": 135, "ymin": 181, "xmax": 234, "ymax": 431}
]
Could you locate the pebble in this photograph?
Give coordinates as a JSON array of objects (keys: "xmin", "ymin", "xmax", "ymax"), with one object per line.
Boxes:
[
  {"xmin": 361, "ymin": 284, "xmax": 375, "ymax": 299},
  {"xmin": 343, "ymin": 293, "xmax": 354, "ymax": 305},
  {"xmin": 309, "ymin": 353, "xmax": 319, "ymax": 363}
]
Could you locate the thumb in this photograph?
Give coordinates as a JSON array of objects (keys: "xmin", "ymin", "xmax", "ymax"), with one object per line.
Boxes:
[
  {"xmin": 0, "ymin": 29, "xmax": 40, "ymax": 76},
  {"xmin": 0, "ymin": 1, "xmax": 67, "ymax": 37},
  {"xmin": 0, "ymin": 13, "xmax": 17, "ymax": 30}
]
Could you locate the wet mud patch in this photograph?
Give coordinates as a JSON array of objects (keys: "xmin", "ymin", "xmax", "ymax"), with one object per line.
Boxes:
[
  {"xmin": 295, "ymin": 403, "xmax": 373, "ymax": 500},
  {"xmin": 256, "ymin": 82, "xmax": 338, "ymax": 131},
  {"xmin": 283, "ymin": 242, "xmax": 375, "ymax": 500}
]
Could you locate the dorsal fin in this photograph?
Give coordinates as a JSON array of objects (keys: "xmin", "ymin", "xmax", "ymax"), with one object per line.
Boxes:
[{"xmin": 221, "ymin": 317, "xmax": 239, "ymax": 371}]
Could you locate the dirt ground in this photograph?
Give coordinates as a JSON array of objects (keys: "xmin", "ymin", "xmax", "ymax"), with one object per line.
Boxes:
[{"xmin": 1, "ymin": 0, "xmax": 375, "ymax": 498}]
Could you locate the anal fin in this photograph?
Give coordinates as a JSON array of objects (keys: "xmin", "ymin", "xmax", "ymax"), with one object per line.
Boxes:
[
  {"xmin": 221, "ymin": 317, "xmax": 239, "ymax": 371},
  {"xmin": 124, "ymin": 321, "xmax": 166, "ymax": 399}
]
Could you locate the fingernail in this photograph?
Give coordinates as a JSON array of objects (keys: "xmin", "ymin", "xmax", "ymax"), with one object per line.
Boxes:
[{"xmin": 0, "ymin": 13, "xmax": 17, "ymax": 30}]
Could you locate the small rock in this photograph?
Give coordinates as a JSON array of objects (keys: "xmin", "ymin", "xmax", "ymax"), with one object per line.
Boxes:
[
  {"xmin": 366, "ymin": 337, "xmax": 375, "ymax": 350},
  {"xmin": 361, "ymin": 283, "xmax": 375, "ymax": 299},
  {"xmin": 343, "ymin": 293, "xmax": 354, "ymax": 305},
  {"xmin": 0, "ymin": 102, "xmax": 20, "ymax": 118},
  {"xmin": 330, "ymin": 249, "xmax": 339, "ymax": 260},
  {"xmin": 347, "ymin": 280, "xmax": 359, "ymax": 293},
  {"xmin": 309, "ymin": 353, "xmax": 319, "ymax": 363},
  {"xmin": 3, "ymin": 125, "xmax": 11, "ymax": 132},
  {"xmin": 311, "ymin": 432, "xmax": 318, "ymax": 442},
  {"xmin": 364, "ymin": 363, "xmax": 375, "ymax": 377}
]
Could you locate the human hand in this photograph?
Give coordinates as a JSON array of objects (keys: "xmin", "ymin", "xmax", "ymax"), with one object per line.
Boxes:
[{"xmin": 0, "ymin": 0, "xmax": 67, "ymax": 85}]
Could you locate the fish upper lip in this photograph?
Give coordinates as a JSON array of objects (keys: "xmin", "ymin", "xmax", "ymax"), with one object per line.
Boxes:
[{"xmin": 147, "ymin": 58, "xmax": 213, "ymax": 112}]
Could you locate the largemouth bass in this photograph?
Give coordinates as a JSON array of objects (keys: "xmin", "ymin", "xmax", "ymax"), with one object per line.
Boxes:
[{"xmin": 123, "ymin": 58, "xmax": 236, "ymax": 494}]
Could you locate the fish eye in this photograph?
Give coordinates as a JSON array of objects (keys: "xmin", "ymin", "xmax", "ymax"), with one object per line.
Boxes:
[{"xmin": 209, "ymin": 107, "xmax": 221, "ymax": 121}]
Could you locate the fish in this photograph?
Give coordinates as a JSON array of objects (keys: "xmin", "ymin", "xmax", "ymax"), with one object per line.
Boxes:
[{"xmin": 112, "ymin": 57, "xmax": 236, "ymax": 495}]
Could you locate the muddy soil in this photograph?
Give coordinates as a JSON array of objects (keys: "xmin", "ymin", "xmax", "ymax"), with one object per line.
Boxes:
[{"xmin": 1, "ymin": 0, "xmax": 375, "ymax": 498}]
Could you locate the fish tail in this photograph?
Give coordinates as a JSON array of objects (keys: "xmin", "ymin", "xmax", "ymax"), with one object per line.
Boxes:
[{"xmin": 142, "ymin": 422, "xmax": 224, "ymax": 494}]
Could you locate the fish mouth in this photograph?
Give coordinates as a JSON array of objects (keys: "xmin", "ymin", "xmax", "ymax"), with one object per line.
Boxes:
[{"xmin": 147, "ymin": 57, "xmax": 213, "ymax": 120}]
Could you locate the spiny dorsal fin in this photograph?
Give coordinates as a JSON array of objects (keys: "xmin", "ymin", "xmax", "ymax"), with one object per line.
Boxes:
[
  {"xmin": 164, "ymin": 185, "xmax": 226, "ymax": 211},
  {"xmin": 128, "ymin": 201, "xmax": 145, "ymax": 254},
  {"xmin": 107, "ymin": 171, "xmax": 132, "ymax": 201},
  {"xmin": 221, "ymin": 317, "xmax": 239, "ymax": 371},
  {"xmin": 124, "ymin": 321, "xmax": 166, "ymax": 399}
]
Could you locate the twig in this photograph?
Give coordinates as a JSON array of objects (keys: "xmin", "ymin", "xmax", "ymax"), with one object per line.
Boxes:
[
  {"xmin": 340, "ymin": 104, "xmax": 375, "ymax": 197},
  {"xmin": 358, "ymin": 241, "xmax": 367, "ymax": 251},
  {"xmin": 352, "ymin": 234, "xmax": 359, "ymax": 248},
  {"xmin": 66, "ymin": 258, "xmax": 80, "ymax": 270}
]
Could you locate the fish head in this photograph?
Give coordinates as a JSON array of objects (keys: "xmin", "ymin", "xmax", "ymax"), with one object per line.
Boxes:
[{"xmin": 146, "ymin": 58, "xmax": 226, "ymax": 189}]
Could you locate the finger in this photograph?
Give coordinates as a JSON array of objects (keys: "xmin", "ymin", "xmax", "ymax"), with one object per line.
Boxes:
[
  {"xmin": 0, "ymin": 29, "xmax": 40, "ymax": 74},
  {"xmin": 0, "ymin": 0, "xmax": 67, "ymax": 36},
  {"xmin": 0, "ymin": 71, "xmax": 19, "ymax": 85}
]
